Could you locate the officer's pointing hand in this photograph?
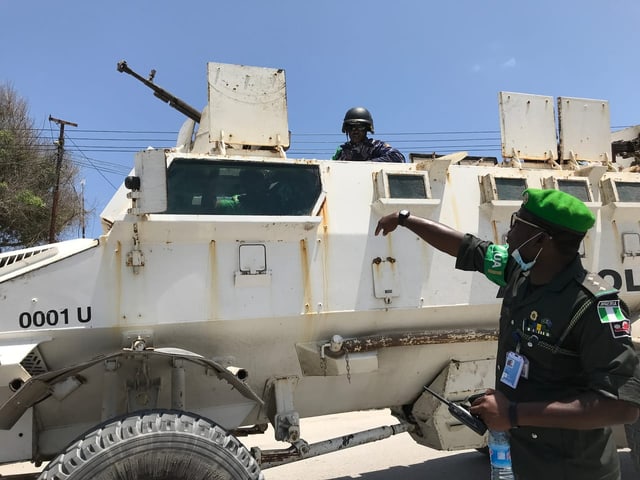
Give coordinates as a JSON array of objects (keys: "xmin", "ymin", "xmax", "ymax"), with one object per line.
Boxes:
[{"xmin": 375, "ymin": 212, "xmax": 399, "ymax": 236}]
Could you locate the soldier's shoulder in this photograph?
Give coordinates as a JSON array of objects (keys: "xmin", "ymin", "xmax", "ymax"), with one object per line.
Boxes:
[
  {"xmin": 370, "ymin": 138, "xmax": 392, "ymax": 148},
  {"xmin": 578, "ymin": 271, "xmax": 619, "ymax": 299}
]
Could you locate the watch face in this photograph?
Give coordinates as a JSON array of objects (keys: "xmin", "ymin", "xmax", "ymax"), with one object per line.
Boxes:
[{"xmin": 399, "ymin": 210, "xmax": 410, "ymax": 225}]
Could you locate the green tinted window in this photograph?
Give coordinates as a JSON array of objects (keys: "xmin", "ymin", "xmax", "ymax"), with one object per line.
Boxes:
[
  {"xmin": 557, "ymin": 180, "xmax": 591, "ymax": 202},
  {"xmin": 495, "ymin": 178, "xmax": 527, "ymax": 200},
  {"xmin": 388, "ymin": 174, "xmax": 428, "ymax": 199},
  {"xmin": 165, "ymin": 159, "xmax": 322, "ymax": 215},
  {"xmin": 616, "ymin": 181, "xmax": 640, "ymax": 202}
]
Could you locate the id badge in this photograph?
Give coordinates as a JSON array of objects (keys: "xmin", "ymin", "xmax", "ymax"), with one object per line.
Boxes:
[{"xmin": 500, "ymin": 351, "xmax": 525, "ymax": 388}]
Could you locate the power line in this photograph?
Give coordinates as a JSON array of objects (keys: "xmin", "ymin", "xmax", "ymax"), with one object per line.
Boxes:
[
  {"xmin": 5, "ymin": 123, "xmax": 635, "ymax": 176},
  {"xmin": 7, "ymin": 124, "xmax": 634, "ymax": 157},
  {"xmin": 63, "ymin": 136, "xmax": 128, "ymax": 188}
]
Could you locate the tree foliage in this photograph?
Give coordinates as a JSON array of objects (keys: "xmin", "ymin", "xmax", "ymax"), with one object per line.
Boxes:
[{"xmin": 0, "ymin": 83, "xmax": 82, "ymax": 249}]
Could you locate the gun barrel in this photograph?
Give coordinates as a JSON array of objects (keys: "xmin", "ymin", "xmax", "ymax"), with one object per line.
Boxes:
[{"xmin": 117, "ymin": 60, "xmax": 201, "ymax": 123}]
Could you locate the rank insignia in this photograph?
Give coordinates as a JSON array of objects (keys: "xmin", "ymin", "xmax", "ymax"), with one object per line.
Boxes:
[{"xmin": 525, "ymin": 316, "xmax": 552, "ymax": 337}]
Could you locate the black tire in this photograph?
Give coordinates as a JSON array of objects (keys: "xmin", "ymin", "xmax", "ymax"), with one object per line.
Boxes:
[
  {"xmin": 626, "ymin": 416, "xmax": 640, "ymax": 474},
  {"xmin": 38, "ymin": 410, "xmax": 263, "ymax": 480}
]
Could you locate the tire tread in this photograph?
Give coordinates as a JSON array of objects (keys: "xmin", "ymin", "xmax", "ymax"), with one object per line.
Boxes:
[{"xmin": 38, "ymin": 410, "xmax": 263, "ymax": 480}]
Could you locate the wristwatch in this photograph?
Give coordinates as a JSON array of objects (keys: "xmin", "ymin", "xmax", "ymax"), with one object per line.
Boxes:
[{"xmin": 398, "ymin": 210, "xmax": 410, "ymax": 226}]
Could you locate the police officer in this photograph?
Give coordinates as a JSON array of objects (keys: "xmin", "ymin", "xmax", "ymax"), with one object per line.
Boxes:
[
  {"xmin": 332, "ymin": 107, "xmax": 405, "ymax": 163},
  {"xmin": 375, "ymin": 189, "xmax": 640, "ymax": 480}
]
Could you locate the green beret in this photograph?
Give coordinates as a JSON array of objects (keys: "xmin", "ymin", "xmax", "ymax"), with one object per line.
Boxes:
[{"xmin": 522, "ymin": 188, "xmax": 595, "ymax": 234}]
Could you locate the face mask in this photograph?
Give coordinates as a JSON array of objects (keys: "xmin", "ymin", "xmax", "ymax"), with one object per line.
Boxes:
[{"xmin": 511, "ymin": 232, "xmax": 543, "ymax": 271}]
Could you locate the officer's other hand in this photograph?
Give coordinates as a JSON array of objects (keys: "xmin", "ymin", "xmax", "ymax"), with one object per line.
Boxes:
[
  {"xmin": 469, "ymin": 388, "xmax": 511, "ymax": 432},
  {"xmin": 375, "ymin": 212, "xmax": 399, "ymax": 236}
]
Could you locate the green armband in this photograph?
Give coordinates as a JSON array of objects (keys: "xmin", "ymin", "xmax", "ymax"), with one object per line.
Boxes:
[{"xmin": 484, "ymin": 244, "xmax": 508, "ymax": 287}]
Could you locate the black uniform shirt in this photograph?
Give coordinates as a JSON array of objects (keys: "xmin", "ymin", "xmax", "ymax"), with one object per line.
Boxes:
[
  {"xmin": 456, "ymin": 234, "xmax": 640, "ymax": 480},
  {"xmin": 332, "ymin": 138, "xmax": 405, "ymax": 163}
]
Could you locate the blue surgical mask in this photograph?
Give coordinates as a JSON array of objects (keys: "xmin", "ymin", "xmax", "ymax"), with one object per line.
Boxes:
[{"xmin": 511, "ymin": 232, "xmax": 543, "ymax": 271}]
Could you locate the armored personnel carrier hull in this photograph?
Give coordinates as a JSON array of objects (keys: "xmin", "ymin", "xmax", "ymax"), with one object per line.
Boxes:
[{"xmin": 0, "ymin": 62, "xmax": 638, "ymax": 479}]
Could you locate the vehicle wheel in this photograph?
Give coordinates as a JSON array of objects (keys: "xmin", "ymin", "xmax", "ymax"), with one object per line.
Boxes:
[
  {"xmin": 38, "ymin": 410, "xmax": 263, "ymax": 480},
  {"xmin": 626, "ymin": 416, "xmax": 640, "ymax": 474}
]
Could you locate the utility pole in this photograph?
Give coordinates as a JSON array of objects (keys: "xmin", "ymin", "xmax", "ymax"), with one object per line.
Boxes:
[
  {"xmin": 48, "ymin": 116, "xmax": 78, "ymax": 243},
  {"xmin": 80, "ymin": 179, "xmax": 86, "ymax": 238}
]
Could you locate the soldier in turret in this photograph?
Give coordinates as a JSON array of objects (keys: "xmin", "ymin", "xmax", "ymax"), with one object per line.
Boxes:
[
  {"xmin": 375, "ymin": 189, "xmax": 640, "ymax": 480},
  {"xmin": 332, "ymin": 107, "xmax": 405, "ymax": 163}
]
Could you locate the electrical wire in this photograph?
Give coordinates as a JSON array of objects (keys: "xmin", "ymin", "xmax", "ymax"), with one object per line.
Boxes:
[{"xmin": 3, "ymin": 124, "xmax": 634, "ymax": 176}]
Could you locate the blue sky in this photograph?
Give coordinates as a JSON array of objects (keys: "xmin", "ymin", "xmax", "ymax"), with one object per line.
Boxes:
[{"xmin": 1, "ymin": 0, "xmax": 639, "ymax": 238}]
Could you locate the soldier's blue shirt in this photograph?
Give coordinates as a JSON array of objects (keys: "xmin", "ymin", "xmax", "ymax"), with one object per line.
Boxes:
[{"xmin": 332, "ymin": 138, "xmax": 405, "ymax": 163}]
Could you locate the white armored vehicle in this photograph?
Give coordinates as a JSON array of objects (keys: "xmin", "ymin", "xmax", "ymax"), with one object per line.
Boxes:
[{"xmin": 0, "ymin": 61, "xmax": 639, "ymax": 479}]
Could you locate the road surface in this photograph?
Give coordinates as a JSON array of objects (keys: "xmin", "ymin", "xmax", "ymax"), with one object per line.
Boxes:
[{"xmin": 245, "ymin": 409, "xmax": 637, "ymax": 479}]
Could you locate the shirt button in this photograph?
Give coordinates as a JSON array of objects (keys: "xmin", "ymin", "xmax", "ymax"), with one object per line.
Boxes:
[
  {"xmin": 510, "ymin": 320, "xmax": 514, "ymax": 325},
  {"xmin": 531, "ymin": 433, "xmax": 538, "ymax": 439}
]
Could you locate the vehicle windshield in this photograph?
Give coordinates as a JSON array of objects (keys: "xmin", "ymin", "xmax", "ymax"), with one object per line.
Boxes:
[{"xmin": 165, "ymin": 159, "xmax": 322, "ymax": 216}]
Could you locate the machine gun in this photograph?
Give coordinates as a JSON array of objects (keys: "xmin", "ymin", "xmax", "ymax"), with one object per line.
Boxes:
[
  {"xmin": 612, "ymin": 136, "xmax": 640, "ymax": 164},
  {"xmin": 423, "ymin": 385, "xmax": 487, "ymax": 436},
  {"xmin": 117, "ymin": 60, "xmax": 202, "ymax": 123}
]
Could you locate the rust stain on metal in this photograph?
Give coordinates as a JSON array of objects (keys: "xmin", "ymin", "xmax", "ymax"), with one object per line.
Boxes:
[
  {"xmin": 292, "ymin": 158, "xmax": 322, "ymax": 165},
  {"xmin": 386, "ymin": 231, "xmax": 394, "ymax": 258},
  {"xmin": 257, "ymin": 447, "xmax": 301, "ymax": 466},
  {"xmin": 341, "ymin": 329, "xmax": 499, "ymax": 354},
  {"xmin": 491, "ymin": 219, "xmax": 500, "ymax": 244},
  {"xmin": 115, "ymin": 240, "xmax": 123, "ymax": 325},
  {"xmin": 340, "ymin": 433, "xmax": 355, "ymax": 448},
  {"xmin": 320, "ymin": 197, "xmax": 330, "ymax": 310},
  {"xmin": 320, "ymin": 195, "xmax": 329, "ymax": 233},
  {"xmin": 300, "ymin": 239, "xmax": 313, "ymax": 313},
  {"xmin": 209, "ymin": 240, "xmax": 218, "ymax": 320}
]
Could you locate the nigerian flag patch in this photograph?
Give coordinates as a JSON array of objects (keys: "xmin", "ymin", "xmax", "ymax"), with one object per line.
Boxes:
[{"xmin": 597, "ymin": 300, "xmax": 626, "ymax": 324}]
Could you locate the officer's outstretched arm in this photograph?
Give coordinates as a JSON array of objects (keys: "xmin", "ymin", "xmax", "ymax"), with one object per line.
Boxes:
[{"xmin": 375, "ymin": 212, "xmax": 463, "ymax": 257}]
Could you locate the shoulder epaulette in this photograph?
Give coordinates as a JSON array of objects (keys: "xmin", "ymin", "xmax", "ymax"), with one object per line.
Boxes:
[{"xmin": 581, "ymin": 272, "xmax": 619, "ymax": 298}]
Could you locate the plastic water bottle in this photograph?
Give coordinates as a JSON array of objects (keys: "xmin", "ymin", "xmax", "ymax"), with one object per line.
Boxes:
[{"xmin": 488, "ymin": 430, "xmax": 514, "ymax": 479}]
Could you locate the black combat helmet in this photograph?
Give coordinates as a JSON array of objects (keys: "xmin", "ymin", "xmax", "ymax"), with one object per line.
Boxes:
[{"xmin": 342, "ymin": 107, "xmax": 374, "ymax": 134}]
